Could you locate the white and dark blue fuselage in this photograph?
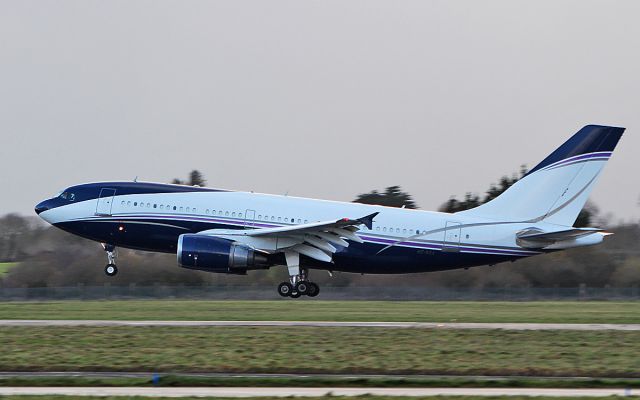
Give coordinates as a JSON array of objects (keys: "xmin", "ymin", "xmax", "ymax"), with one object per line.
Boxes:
[
  {"xmin": 35, "ymin": 181, "xmax": 551, "ymax": 274},
  {"xmin": 34, "ymin": 125, "xmax": 625, "ymax": 294}
]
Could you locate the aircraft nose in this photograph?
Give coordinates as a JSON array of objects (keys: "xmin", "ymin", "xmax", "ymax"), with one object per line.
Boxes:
[{"xmin": 35, "ymin": 200, "xmax": 49, "ymax": 215}]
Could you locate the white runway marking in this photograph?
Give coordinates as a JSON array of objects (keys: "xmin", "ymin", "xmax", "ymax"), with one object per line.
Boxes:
[
  {"xmin": 1, "ymin": 320, "xmax": 639, "ymax": 330},
  {"xmin": 0, "ymin": 387, "xmax": 635, "ymax": 397}
]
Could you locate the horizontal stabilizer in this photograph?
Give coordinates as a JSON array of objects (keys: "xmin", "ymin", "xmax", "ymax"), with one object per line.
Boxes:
[{"xmin": 517, "ymin": 228, "xmax": 607, "ymax": 249}]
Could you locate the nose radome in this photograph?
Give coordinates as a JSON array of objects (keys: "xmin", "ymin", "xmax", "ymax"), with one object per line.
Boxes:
[{"xmin": 35, "ymin": 201, "xmax": 49, "ymax": 215}]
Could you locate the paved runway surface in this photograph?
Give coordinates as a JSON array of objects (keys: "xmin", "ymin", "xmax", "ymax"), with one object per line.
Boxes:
[
  {"xmin": 0, "ymin": 387, "xmax": 635, "ymax": 397},
  {"xmin": 1, "ymin": 320, "xmax": 639, "ymax": 330}
]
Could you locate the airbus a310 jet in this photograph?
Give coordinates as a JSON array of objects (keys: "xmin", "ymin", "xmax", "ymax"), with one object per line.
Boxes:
[{"xmin": 35, "ymin": 125, "xmax": 624, "ymax": 298}]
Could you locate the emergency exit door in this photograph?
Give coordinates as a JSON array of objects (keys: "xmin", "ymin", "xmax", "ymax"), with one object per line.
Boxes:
[
  {"xmin": 95, "ymin": 188, "xmax": 116, "ymax": 216},
  {"xmin": 443, "ymin": 221, "xmax": 462, "ymax": 252}
]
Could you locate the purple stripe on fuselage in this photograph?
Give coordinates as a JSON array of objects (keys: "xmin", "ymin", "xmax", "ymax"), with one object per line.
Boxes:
[
  {"xmin": 87, "ymin": 215, "xmax": 537, "ymax": 257},
  {"xmin": 359, "ymin": 236, "xmax": 535, "ymax": 256}
]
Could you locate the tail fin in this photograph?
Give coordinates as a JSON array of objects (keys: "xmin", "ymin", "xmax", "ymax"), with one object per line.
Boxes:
[{"xmin": 457, "ymin": 125, "xmax": 625, "ymax": 226}]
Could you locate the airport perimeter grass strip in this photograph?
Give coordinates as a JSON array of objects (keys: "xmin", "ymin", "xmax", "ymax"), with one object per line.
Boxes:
[
  {"xmin": 0, "ymin": 300, "xmax": 638, "ymax": 323},
  {"xmin": 0, "ymin": 326, "xmax": 638, "ymax": 377},
  {"xmin": 0, "ymin": 397, "xmax": 632, "ymax": 400},
  {"xmin": 0, "ymin": 375, "xmax": 639, "ymax": 388}
]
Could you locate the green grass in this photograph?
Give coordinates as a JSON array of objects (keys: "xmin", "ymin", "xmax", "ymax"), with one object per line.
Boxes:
[
  {"xmin": 1, "ymin": 326, "xmax": 638, "ymax": 377},
  {"xmin": 0, "ymin": 300, "xmax": 638, "ymax": 323},
  {"xmin": 0, "ymin": 375, "xmax": 639, "ymax": 388},
  {"xmin": 0, "ymin": 262, "xmax": 18, "ymax": 275}
]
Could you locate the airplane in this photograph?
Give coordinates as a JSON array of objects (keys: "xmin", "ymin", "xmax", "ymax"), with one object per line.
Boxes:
[{"xmin": 35, "ymin": 125, "xmax": 624, "ymax": 298}]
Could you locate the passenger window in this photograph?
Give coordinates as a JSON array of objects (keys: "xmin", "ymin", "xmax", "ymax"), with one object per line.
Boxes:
[
  {"xmin": 121, "ymin": 201, "xmax": 125, "ymax": 206},
  {"xmin": 376, "ymin": 227, "xmax": 380, "ymax": 231},
  {"xmin": 186, "ymin": 207, "xmax": 190, "ymax": 212},
  {"xmin": 206, "ymin": 209, "xmax": 209, "ymax": 214},
  {"xmin": 238, "ymin": 213, "xmax": 243, "ymax": 218},
  {"xmin": 160, "ymin": 205, "xmax": 164, "ymax": 210},
  {"xmin": 173, "ymin": 206, "xmax": 177, "ymax": 210},
  {"xmin": 225, "ymin": 211, "xmax": 229, "ymax": 216},
  {"xmin": 396, "ymin": 228, "xmax": 400, "ymax": 233},
  {"xmin": 212, "ymin": 210, "xmax": 216, "ymax": 214},
  {"xmin": 264, "ymin": 215, "xmax": 268, "ymax": 220},
  {"xmin": 193, "ymin": 208, "xmax": 197, "ymax": 213},
  {"xmin": 179, "ymin": 207, "xmax": 184, "ymax": 212},
  {"xmin": 278, "ymin": 217, "xmax": 282, "ymax": 222},
  {"xmin": 271, "ymin": 216, "xmax": 275, "ymax": 221},
  {"xmin": 232, "ymin": 212, "xmax": 237, "ymax": 217},
  {"xmin": 304, "ymin": 220, "xmax": 308, "ymax": 224},
  {"xmin": 134, "ymin": 202, "xmax": 137, "ymax": 206},
  {"xmin": 383, "ymin": 227, "xmax": 387, "ymax": 232},
  {"xmin": 403, "ymin": 229, "xmax": 406, "ymax": 234},
  {"xmin": 297, "ymin": 219, "xmax": 301, "ymax": 223},
  {"xmin": 258, "ymin": 215, "xmax": 262, "ymax": 219},
  {"xmin": 146, "ymin": 203, "xmax": 151, "ymax": 208},
  {"xmin": 219, "ymin": 211, "xmax": 223, "ymax": 216},
  {"xmin": 154, "ymin": 204, "xmax": 157, "ymax": 208},
  {"xmin": 291, "ymin": 218, "xmax": 295, "ymax": 223},
  {"xmin": 416, "ymin": 230, "xmax": 420, "ymax": 235}
]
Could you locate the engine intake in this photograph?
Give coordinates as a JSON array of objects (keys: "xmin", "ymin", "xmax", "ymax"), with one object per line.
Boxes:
[{"xmin": 177, "ymin": 234, "xmax": 268, "ymax": 274}]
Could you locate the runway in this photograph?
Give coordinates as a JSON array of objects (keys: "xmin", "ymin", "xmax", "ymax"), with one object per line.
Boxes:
[
  {"xmin": 0, "ymin": 387, "xmax": 635, "ymax": 397},
  {"xmin": 1, "ymin": 320, "xmax": 639, "ymax": 330}
]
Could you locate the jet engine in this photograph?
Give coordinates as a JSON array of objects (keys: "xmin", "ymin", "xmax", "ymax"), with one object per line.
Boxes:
[{"xmin": 177, "ymin": 234, "xmax": 269, "ymax": 274}]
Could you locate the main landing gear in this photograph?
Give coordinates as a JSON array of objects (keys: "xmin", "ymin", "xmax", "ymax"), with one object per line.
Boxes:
[
  {"xmin": 277, "ymin": 266, "xmax": 320, "ymax": 298},
  {"xmin": 102, "ymin": 243, "xmax": 118, "ymax": 277}
]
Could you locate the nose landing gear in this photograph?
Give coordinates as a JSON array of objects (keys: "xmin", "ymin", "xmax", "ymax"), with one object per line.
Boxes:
[{"xmin": 102, "ymin": 243, "xmax": 118, "ymax": 277}]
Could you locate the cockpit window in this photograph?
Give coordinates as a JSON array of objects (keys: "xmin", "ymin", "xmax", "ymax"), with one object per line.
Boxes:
[{"xmin": 59, "ymin": 192, "xmax": 75, "ymax": 201}]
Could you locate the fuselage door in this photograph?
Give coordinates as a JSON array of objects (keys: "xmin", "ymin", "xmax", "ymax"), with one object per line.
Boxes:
[
  {"xmin": 244, "ymin": 209, "xmax": 256, "ymax": 228},
  {"xmin": 443, "ymin": 221, "xmax": 462, "ymax": 252},
  {"xmin": 95, "ymin": 188, "xmax": 117, "ymax": 216}
]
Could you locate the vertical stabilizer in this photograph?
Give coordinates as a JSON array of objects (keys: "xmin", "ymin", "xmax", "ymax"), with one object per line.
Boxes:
[{"xmin": 457, "ymin": 125, "xmax": 624, "ymax": 226}]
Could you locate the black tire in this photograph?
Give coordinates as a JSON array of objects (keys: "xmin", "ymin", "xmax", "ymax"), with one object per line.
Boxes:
[
  {"xmin": 290, "ymin": 291, "xmax": 302, "ymax": 298},
  {"xmin": 277, "ymin": 282, "xmax": 293, "ymax": 297},
  {"xmin": 105, "ymin": 263, "xmax": 118, "ymax": 277},
  {"xmin": 295, "ymin": 281, "xmax": 309, "ymax": 295},
  {"xmin": 307, "ymin": 282, "xmax": 320, "ymax": 297}
]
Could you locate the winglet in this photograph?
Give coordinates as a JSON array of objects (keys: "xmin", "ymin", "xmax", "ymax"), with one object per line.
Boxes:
[{"xmin": 357, "ymin": 212, "xmax": 379, "ymax": 230}]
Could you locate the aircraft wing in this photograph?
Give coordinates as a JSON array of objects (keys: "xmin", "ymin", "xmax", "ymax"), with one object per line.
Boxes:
[{"xmin": 197, "ymin": 212, "xmax": 378, "ymax": 263}]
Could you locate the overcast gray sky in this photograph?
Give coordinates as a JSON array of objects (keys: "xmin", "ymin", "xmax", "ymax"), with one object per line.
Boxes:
[{"xmin": 1, "ymin": 0, "xmax": 638, "ymax": 221}]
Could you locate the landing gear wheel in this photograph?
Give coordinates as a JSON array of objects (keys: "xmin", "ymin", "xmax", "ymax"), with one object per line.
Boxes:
[
  {"xmin": 277, "ymin": 282, "xmax": 293, "ymax": 297},
  {"xmin": 307, "ymin": 282, "xmax": 320, "ymax": 297},
  {"xmin": 290, "ymin": 291, "xmax": 302, "ymax": 299},
  {"xmin": 295, "ymin": 281, "xmax": 309, "ymax": 295},
  {"xmin": 104, "ymin": 263, "xmax": 118, "ymax": 277}
]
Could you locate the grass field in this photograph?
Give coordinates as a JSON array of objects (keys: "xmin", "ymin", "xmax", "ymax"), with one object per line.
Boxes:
[
  {"xmin": 1, "ymin": 326, "xmax": 638, "ymax": 377},
  {"xmin": 0, "ymin": 300, "xmax": 638, "ymax": 323},
  {"xmin": 0, "ymin": 262, "xmax": 18, "ymax": 275},
  {"xmin": 0, "ymin": 397, "xmax": 629, "ymax": 400}
]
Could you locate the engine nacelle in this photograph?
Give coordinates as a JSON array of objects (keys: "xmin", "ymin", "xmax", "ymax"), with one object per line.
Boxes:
[{"xmin": 177, "ymin": 234, "xmax": 268, "ymax": 274}]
